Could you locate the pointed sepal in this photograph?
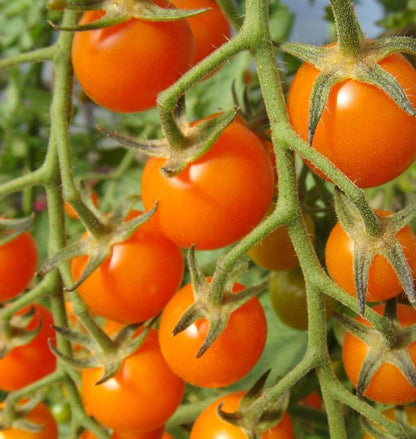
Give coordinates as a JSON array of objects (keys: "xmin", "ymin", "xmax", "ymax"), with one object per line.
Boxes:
[{"xmin": 0, "ymin": 215, "xmax": 35, "ymax": 246}]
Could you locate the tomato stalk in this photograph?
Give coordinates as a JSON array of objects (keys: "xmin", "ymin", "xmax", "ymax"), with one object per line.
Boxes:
[{"xmin": 330, "ymin": 0, "xmax": 364, "ymax": 57}]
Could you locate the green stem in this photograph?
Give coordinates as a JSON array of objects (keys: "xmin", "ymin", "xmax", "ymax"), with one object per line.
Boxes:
[
  {"xmin": 216, "ymin": 0, "xmax": 243, "ymax": 30},
  {"xmin": 0, "ymin": 47, "xmax": 55, "ymax": 69},
  {"xmin": 330, "ymin": 0, "xmax": 364, "ymax": 56}
]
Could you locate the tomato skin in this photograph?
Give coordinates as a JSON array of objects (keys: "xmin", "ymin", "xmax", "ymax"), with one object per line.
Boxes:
[
  {"xmin": 141, "ymin": 121, "xmax": 275, "ymax": 250},
  {"xmin": 0, "ymin": 402, "xmax": 58, "ymax": 439},
  {"xmin": 190, "ymin": 391, "xmax": 295, "ymax": 439},
  {"xmin": 342, "ymin": 304, "xmax": 416, "ymax": 405},
  {"xmin": 81, "ymin": 426, "xmax": 165, "ymax": 439},
  {"xmin": 72, "ymin": 4, "xmax": 194, "ymax": 113},
  {"xmin": 0, "ymin": 304, "xmax": 56, "ymax": 391},
  {"xmin": 71, "ymin": 211, "xmax": 184, "ymax": 324},
  {"xmin": 248, "ymin": 212, "xmax": 315, "ymax": 271},
  {"xmin": 158, "ymin": 281, "xmax": 267, "ymax": 388},
  {"xmin": 81, "ymin": 328, "xmax": 184, "ymax": 433},
  {"xmin": 0, "ymin": 231, "xmax": 38, "ymax": 302},
  {"xmin": 325, "ymin": 210, "xmax": 416, "ymax": 303},
  {"xmin": 170, "ymin": 0, "xmax": 231, "ymax": 65},
  {"xmin": 362, "ymin": 406, "xmax": 416, "ymax": 438},
  {"xmin": 287, "ymin": 52, "xmax": 416, "ymax": 188}
]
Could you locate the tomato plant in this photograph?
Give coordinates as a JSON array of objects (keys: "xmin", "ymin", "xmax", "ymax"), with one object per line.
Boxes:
[
  {"xmin": 81, "ymin": 328, "xmax": 184, "ymax": 433},
  {"xmin": 0, "ymin": 231, "xmax": 38, "ymax": 302},
  {"xmin": 0, "ymin": 402, "xmax": 58, "ymax": 439},
  {"xmin": 342, "ymin": 303, "xmax": 416, "ymax": 405},
  {"xmin": 71, "ymin": 211, "xmax": 184, "ymax": 324},
  {"xmin": 158, "ymin": 281, "xmax": 267, "ymax": 388},
  {"xmin": 81, "ymin": 426, "xmax": 165, "ymax": 439},
  {"xmin": 0, "ymin": 304, "xmax": 56, "ymax": 391},
  {"xmin": 141, "ymin": 121, "xmax": 275, "ymax": 250},
  {"xmin": 248, "ymin": 211, "xmax": 315, "ymax": 271},
  {"xmin": 71, "ymin": 2, "xmax": 194, "ymax": 113},
  {"xmin": 287, "ymin": 51, "xmax": 416, "ymax": 188},
  {"xmin": 170, "ymin": 0, "xmax": 231, "ymax": 65},
  {"xmin": 362, "ymin": 406, "xmax": 416, "ymax": 438},
  {"xmin": 189, "ymin": 391, "xmax": 295, "ymax": 438},
  {"xmin": 325, "ymin": 210, "xmax": 416, "ymax": 303}
]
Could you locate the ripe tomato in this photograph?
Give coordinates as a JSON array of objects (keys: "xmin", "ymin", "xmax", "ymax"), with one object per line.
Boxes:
[
  {"xmin": 0, "ymin": 304, "xmax": 56, "ymax": 391},
  {"xmin": 325, "ymin": 210, "xmax": 416, "ymax": 303},
  {"xmin": 72, "ymin": 2, "xmax": 194, "ymax": 113},
  {"xmin": 81, "ymin": 328, "xmax": 184, "ymax": 433},
  {"xmin": 0, "ymin": 402, "xmax": 58, "ymax": 439},
  {"xmin": 190, "ymin": 391, "xmax": 295, "ymax": 439},
  {"xmin": 287, "ymin": 51, "xmax": 416, "ymax": 188},
  {"xmin": 362, "ymin": 406, "xmax": 416, "ymax": 438},
  {"xmin": 141, "ymin": 121, "xmax": 275, "ymax": 250},
  {"xmin": 342, "ymin": 303, "xmax": 416, "ymax": 404},
  {"xmin": 158, "ymin": 281, "xmax": 267, "ymax": 388},
  {"xmin": 81, "ymin": 426, "xmax": 164, "ymax": 439},
  {"xmin": 71, "ymin": 211, "xmax": 184, "ymax": 324},
  {"xmin": 170, "ymin": 0, "xmax": 231, "ymax": 65},
  {"xmin": 248, "ymin": 210, "xmax": 315, "ymax": 271},
  {"xmin": 0, "ymin": 231, "xmax": 37, "ymax": 302},
  {"xmin": 299, "ymin": 392, "xmax": 323, "ymax": 410}
]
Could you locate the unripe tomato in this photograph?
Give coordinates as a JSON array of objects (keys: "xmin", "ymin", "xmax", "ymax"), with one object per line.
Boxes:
[
  {"xmin": 248, "ymin": 211, "xmax": 315, "ymax": 271},
  {"xmin": 141, "ymin": 121, "xmax": 275, "ymax": 250},
  {"xmin": 325, "ymin": 210, "xmax": 416, "ymax": 303},
  {"xmin": 71, "ymin": 211, "xmax": 184, "ymax": 324},
  {"xmin": 72, "ymin": 2, "xmax": 194, "ymax": 113},
  {"xmin": 0, "ymin": 304, "xmax": 56, "ymax": 391},
  {"xmin": 81, "ymin": 329, "xmax": 184, "ymax": 433},
  {"xmin": 0, "ymin": 402, "xmax": 58, "ymax": 439},
  {"xmin": 342, "ymin": 303, "xmax": 416, "ymax": 405},
  {"xmin": 170, "ymin": 0, "xmax": 231, "ymax": 65},
  {"xmin": 158, "ymin": 281, "xmax": 267, "ymax": 388},
  {"xmin": 190, "ymin": 391, "xmax": 295, "ymax": 439},
  {"xmin": 0, "ymin": 231, "xmax": 38, "ymax": 302},
  {"xmin": 287, "ymin": 51, "xmax": 416, "ymax": 188}
]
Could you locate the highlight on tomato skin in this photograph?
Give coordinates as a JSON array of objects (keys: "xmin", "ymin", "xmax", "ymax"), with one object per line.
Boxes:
[
  {"xmin": 71, "ymin": 0, "xmax": 195, "ymax": 113},
  {"xmin": 81, "ymin": 328, "xmax": 185, "ymax": 434},
  {"xmin": 190, "ymin": 391, "xmax": 295, "ymax": 439},
  {"xmin": 158, "ymin": 281, "xmax": 267, "ymax": 388},
  {"xmin": 0, "ymin": 230, "xmax": 38, "ymax": 302},
  {"xmin": 141, "ymin": 120, "xmax": 275, "ymax": 250},
  {"xmin": 287, "ymin": 51, "xmax": 416, "ymax": 188},
  {"xmin": 71, "ymin": 211, "xmax": 185, "ymax": 324}
]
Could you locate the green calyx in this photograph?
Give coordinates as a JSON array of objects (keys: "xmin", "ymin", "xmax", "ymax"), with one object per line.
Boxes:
[
  {"xmin": 100, "ymin": 101, "xmax": 237, "ymax": 176},
  {"xmin": 39, "ymin": 195, "xmax": 157, "ymax": 291},
  {"xmin": 280, "ymin": 36, "xmax": 416, "ymax": 145},
  {"xmin": 0, "ymin": 215, "xmax": 35, "ymax": 246},
  {"xmin": 172, "ymin": 246, "xmax": 268, "ymax": 358},
  {"xmin": 335, "ymin": 301, "xmax": 416, "ymax": 399},
  {"xmin": 50, "ymin": 317, "xmax": 156, "ymax": 384},
  {"xmin": 0, "ymin": 307, "xmax": 42, "ymax": 359},
  {"xmin": 334, "ymin": 190, "xmax": 416, "ymax": 315},
  {"xmin": 217, "ymin": 370, "xmax": 290, "ymax": 439},
  {"xmin": 0, "ymin": 395, "xmax": 45, "ymax": 432},
  {"xmin": 49, "ymin": 0, "xmax": 209, "ymax": 31}
]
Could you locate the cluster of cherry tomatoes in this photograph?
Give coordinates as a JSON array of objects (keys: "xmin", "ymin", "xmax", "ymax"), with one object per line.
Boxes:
[{"xmin": 3, "ymin": 0, "xmax": 416, "ymax": 437}]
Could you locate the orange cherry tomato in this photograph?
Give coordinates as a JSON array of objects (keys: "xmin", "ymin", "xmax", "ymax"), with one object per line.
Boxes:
[
  {"xmin": 0, "ymin": 231, "xmax": 37, "ymax": 302},
  {"xmin": 72, "ymin": 2, "xmax": 194, "ymax": 112},
  {"xmin": 287, "ymin": 51, "xmax": 416, "ymax": 188},
  {"xmin": 343, "ymin": 303, "xmax": 416, "ymax": 405},
  {"xmin": 190, "ymin": 391, "xmax": 295, "ymax": 438},
  {"xmin": 158, "ymin": 281, "xmax": 267, "ymax": 388},
  {"xmin": 0, "ymin": 304, "xmax": 56, "ymax": 391},
  {"xmin": 325, "ymin": 210, "xmax": 416, "ymax": 302},
  {"xmin": 141, "ymin": 121, "xmax": 275, "ymax": 250},
  {"xmin": 81, "ymin": 329, "xmax": 184, "ymax": 433},
  {"xmin": 71, "ymin": 211, "xmax": 184, "ymax": 324}
]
